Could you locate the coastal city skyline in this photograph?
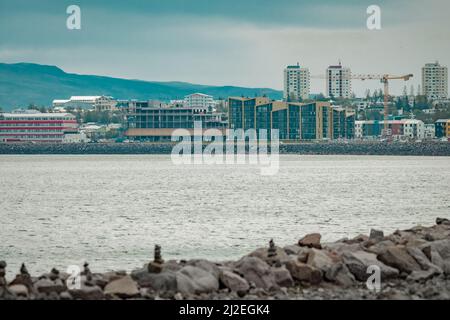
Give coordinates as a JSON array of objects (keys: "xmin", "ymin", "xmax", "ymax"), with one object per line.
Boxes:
[{"xmin": 1, "ymin": 0, "xmax": 450, "ymax": 96}]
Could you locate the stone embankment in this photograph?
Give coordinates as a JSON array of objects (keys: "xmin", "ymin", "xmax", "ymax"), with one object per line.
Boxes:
[
  {"xmin": 0, "ymin": 141, "xmax": 449, "ymax": 156},
  {"xmin": 1, "ymin": 218, "xmax": 450, "ymax": 300}
]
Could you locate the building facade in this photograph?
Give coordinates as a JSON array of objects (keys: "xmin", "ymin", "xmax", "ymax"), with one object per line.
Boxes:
[
  {"xmin": 228, "ymin": 97, "xmax": 355, "ymax": 141},
  {"xmin": 125, "ymin": 101, "xmax": 227, "ymax": 141},
  {"xmin": 53, "ymin": 96, "xmax": 117, "ymax": 111},
  {"xmin": 283, "ymin": 63, "xmax": 310, "ymax": 102},
  {"xmin": 435, "ymin": 119, "xmax": 450, "ymax": 139},
  {"xmin": 184, "ymin": 93, "xmax": 215, "ymax": 111},
  {"xmin": 422, "ymin": 62, "xmax": 448, "ymax": 101},
  {"xmin": 326, "ymin": 63, "xmax": 352, "ymax": 99},
  {"xmin": 0, "ymin": 111, "xmax": 78, "ymax": 143},
  {"xmin": 355, "ymin": 120, "xmax": 425, "ymax": 140}
]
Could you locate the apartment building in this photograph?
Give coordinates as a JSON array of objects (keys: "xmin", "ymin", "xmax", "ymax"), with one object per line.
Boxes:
[
  {"xmin": 283, "ymin": 63, "xmax": 310, "ymax": 102},
  {"xmin": 422, "ymin": 62, "xmax": 448, "ymax": 101}
]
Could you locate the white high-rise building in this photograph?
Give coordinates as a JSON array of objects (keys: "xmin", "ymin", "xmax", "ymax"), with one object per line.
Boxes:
[
  {"xmin": 422, "ymin": 61, "xmax": 448, "ymax": 101},
  {"xmin": 283, "ymin": 63, "xmax": 310, "ymax": 101},
  {"xmin": 326, "ymin": 62, "xmax": 352, "ymax": 99}
]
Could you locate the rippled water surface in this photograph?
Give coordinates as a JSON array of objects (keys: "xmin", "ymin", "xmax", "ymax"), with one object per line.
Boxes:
[{"xmin": 1, "ymin": 155, "xmax": 449, "ymax": 276}]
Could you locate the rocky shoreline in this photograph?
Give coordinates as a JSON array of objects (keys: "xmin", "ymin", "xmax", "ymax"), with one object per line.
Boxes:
[
  {"xmin": 1, "ymin": 218, "xmax": 450, "ymax": 300},
  {"xmin": 0, "ymin": 141, "xmax": 449, "ymax": 156}
]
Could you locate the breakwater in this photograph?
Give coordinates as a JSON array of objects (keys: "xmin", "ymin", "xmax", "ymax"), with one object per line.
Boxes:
[
  {"xmin": 1, "ymin": 218, "xmax": 450, "ymax": 300},
  {"xmin": 1, "ymin": 141, "xmax": 450, "ymax": 156}
]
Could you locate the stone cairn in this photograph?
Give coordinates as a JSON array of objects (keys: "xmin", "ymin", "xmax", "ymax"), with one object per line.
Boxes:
[
  {"xmin": 82, "ymin": 262, "xmax": 93, "ymax": 285},
  {"xmin": 148, "ymin": 245, "xmax": 164, "ymax": 273},
  {"xmin": 9, "ymin": 263, "xmax": 34, "ymax": 293},
  {"xmin": 267, "ymin": 239, "xmax": 279, "ymax": 266},
  {"xmin": 0, "ymin": 261, "xmax": 13, "ymax": 299}
]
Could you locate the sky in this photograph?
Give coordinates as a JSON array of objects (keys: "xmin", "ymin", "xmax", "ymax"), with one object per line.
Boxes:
[{"xmin": 1, "ymin": 0, "xmax": 449, "ymax": 96}]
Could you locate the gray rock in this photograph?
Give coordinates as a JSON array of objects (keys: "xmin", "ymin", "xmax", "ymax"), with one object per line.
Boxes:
[
  {"xmin": 342, "ymin": 251, "xmax": 399, "ymax": 281},
  {"xmin": 285, "ymin": 260, "xmax": 322, "ymax": 285},
  {"xmin": 366, "ymin": 240, "xmax": 396, "ymax": 255},
  {"xmin": 104, "ymin": 275, "xmax": 140, "ymax": 298},
  {"xmin": 131, "ymin": 269, "xmax": 177, "ymax": 293},
  {"xmin": 8, "ymin": 284, "xmax": 28, "ymax": 297},
  {"xmin": 235, "ymin": 257, "xmax": 278, "ymax": 291},
  {"xmin": 248, "ymin": 247, "xmax": 290, "ymax": 265},
  {"xmin": 429, "ymin": 239, "xmax": 450, "ymax": 260},
  {"xmin": 306, "ymin": 248, "xmax": 340, "ymax": 275},
  {"xmin": 271, "ymin": 266, "xmax": 294, "ymax": 288},
  {"xmin": 69, "ymin": 285, "xmax": 104, "ymax": 300},
  {"xmin": 176, "ymin": 266, "xmax": 219, "ymax": 295},
  {"xmin": 186, "ymin": 259, "xmax": 220, "ymax": 279},
  {"xmin": 219, "ymin": 270, "xmax": 249, "ymax": 293},
  {"xmin": 325, "ymin": 263, "xmax": 356, "ymax": 287},
  {"xmin": 34, "ymin": 278, "xmax": 65, "ymax": 294},
  {"xmin": 406, "ymin": 246, "xmax": 442, "ymax": 274},
  {"xmin": 377, "ymin": 246, "xmax": 422, "ymax": 274}
]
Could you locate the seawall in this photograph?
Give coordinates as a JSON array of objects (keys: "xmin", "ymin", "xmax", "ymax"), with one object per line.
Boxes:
[{"xmin": 0, "ymin": 141, "xmax": 449, "ymax": 156}]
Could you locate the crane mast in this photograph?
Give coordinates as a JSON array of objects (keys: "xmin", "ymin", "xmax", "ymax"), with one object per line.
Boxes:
[{"xmin": 312, "ymin": 73, "xmax": 413, "ymax": 138}]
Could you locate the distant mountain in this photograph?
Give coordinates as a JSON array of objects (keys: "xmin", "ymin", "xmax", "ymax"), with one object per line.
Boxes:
[{"xmin": 0, "ymin": 63, "xmax": 282, "ymax": 110}]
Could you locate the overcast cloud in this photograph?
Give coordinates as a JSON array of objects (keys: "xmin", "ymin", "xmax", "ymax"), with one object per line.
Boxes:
[{"xmin": 1, "ymin": 0, "xmax": 449, "ymax": 96}]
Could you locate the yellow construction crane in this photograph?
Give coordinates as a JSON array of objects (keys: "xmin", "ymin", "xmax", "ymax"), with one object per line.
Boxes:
[{"xmin": 312, "ymin": 73, "xmax": 413, "ymax": 137}]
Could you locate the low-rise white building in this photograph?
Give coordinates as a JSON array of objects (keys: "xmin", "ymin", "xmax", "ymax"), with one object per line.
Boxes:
[
  {"xmin": 424, "ymin": 124, "xmax": 436, "ymax": 140},
  {"xmin": 183, "ymin": 93, "xmax": 216, "ymax": 111},
  {"xmin": 355, "ymin": 119, "xmax": 425, "ymax": 140},
  {"xmin": 52, "ymin": 96, "xmax": 117, "ymax": 111}
]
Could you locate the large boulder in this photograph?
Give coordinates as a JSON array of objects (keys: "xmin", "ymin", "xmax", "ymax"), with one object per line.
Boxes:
[
  {"xmin": 377, "ymin": 246, "xmax": 422, "ymax": 274},
  {"xmin": 219, "ymin": 270, "xmax": 249, "ymax": 293},
  {"xmin": 234, "ymin": 257, "xmax": 278, "ymax": 291},
  {"xmin": 324, "ymin": 263, "xmax": 356, "ymax": 287},
  {"xmin": 306, "ymin": 249, "xmax": 340, "ymax": 275},
  {"xmin": 298, "ymin": 233, "xmax": 322, "ymax": 249},
  {"xmin": 176, "ymin": 266, "xmax": 219, "ymax": 295},
  {"xmin": 104, "ymin": 275, "xmax": 139, "ymax": 298},
  {"xmin": 248, "ymin": 247, "xmax": 290, "ymax": 265},
  {"xmin": 285, "ymin": 260, "xmax": 322, "ymax": 285},
  {"xmin": 69, "ymin": 285, "xmax": 104, "ymax": 300},
  {"xmin": 186, "ymin": 260, "xmax": 220, "ymax": 279},
  {"xmin": 429, "ymin": 239, "xmax": 450, "ymax": 260},
  {"xmin": 342, "ymin": 251, "xmax": 399, "ymax": 281},
  {"xmin": 34, "ymin": 278, "xmax": 66, "ymax": 294},
  {"xmin": 131, "ymin": 269, "xmax": 177, "ymax": 293},
  {"xmin": 271, "ymin": 266, "xmax": 294, "ymax": 288},
  {"xmin": 8, "ymin": 284, "xmax": 28, "ymax": 298}
]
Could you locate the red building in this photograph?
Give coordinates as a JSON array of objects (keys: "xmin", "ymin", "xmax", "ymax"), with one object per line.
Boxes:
[{"xmin": 0, "ymin": 111, "xmax": 78, "ymax": 143}]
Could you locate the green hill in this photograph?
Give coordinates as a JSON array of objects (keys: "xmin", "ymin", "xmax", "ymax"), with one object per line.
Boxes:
[{"xmin": 0, "ymin": 63, "xmax": 282, "ymax": 111}]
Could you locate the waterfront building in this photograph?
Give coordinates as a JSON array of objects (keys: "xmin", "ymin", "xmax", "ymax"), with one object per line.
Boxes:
[
  {"xmin": 424, "ymin": 124, "xmax": 436, "ymax": 140},
  {"xmin": 0, "ymin": 110, "xmax": 78, "ymax": 143},
  {"xmin": 52, "ymin": 96, "xmax": 117, "ymax": 111},
  {"xmin": 184, "ymin": 93, "xmax": 216, "ymax": 111},
  {"xmin": 355, "ymin": 119, "xmax": 425, "ymax": 140},
  {"xmin": 228, "ymin": 97, "xmax": 354, "ymax": 141},
  {"xmin": 283, "ymin": 63, "xmax": 310, "ymax": 102},
  {"xmin": 125, "ymin": 101, "xmax": 227, "ymax": 141},
  {"xmin": 422, "ymin": 62, "xmax": 448, "ymax": 101},
  {"xmin": 326, "ymin": 62, "xmax": 352, "ymax": 99},
  {"xmin": 435, "ymin": 119, "xmax": 450, "ymax": 139}
]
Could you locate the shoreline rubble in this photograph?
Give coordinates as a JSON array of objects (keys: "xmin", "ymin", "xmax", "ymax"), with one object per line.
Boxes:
[{"xmin": 1, "ymin": 218, "xmax": 450, "ymax": 300}]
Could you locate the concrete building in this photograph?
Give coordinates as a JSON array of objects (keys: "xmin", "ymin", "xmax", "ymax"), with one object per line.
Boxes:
[
  {"xmin": 355, "ymin": 119, "xmax": 425, "ymax": 140},
  {"xmin": 435, "ymin": 119, "xmax": 450, "ymax": 139},
  {"xmin": 422, "ymin": 62, "xmax": 448, "ymax": 101},
  {"xmin": 228, "ymin": 97, "xmax": 355, "ymax": 141},
  {"xmin": 52, "ymin": 96, "xmax": 117, "ymax": 111},
  {"xmin": 125, "ymin": 101, "xmax": 227, "ymax": 141},
  {"xmin": 326, "ymin": 62, "xmax": 352, "ymax": 99},
  {"xmin": 424, "ymin": 124, "xmax": 436, "ymax": 140},
  {"xmin": 283, "ymin": 63, "xmax": 310, "ymax": 102},
  {"xmin": 0, "ymin": 110, "xmax": 78, "ymax": 143},
  {"xmin": 184, "ymin": 93, "xmax": 216, "ymax": 111}
]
